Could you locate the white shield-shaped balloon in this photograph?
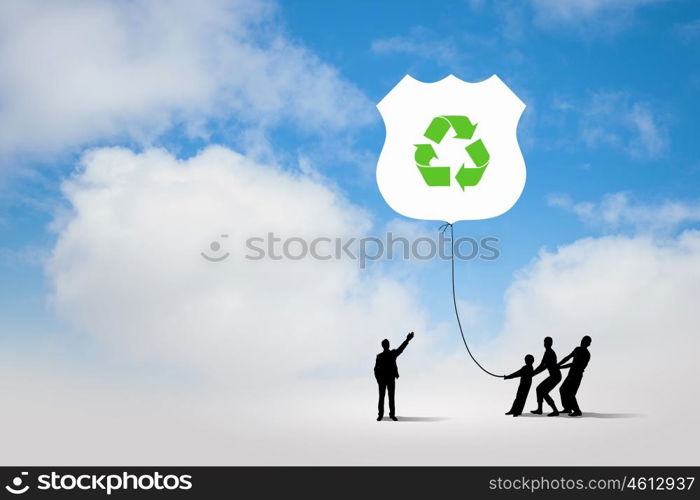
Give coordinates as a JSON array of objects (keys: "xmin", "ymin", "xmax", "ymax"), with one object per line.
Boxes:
[{"xmin": 376, "ymin": 75, "xmax": 526, "ymax": 223}]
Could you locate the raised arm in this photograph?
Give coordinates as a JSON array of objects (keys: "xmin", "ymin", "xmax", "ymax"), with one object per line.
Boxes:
[{"xmin": 395, "ymin": 332, "xmax": 414, "ymax": 356}]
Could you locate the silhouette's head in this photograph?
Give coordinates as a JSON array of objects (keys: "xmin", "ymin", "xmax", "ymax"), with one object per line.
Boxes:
[
  {"xmin": 581, "ymin": 335, "xmax": 592, "ymax": 347},
  {"xmin": 544, "ymin": 336, "xmax": 553, "ymax": 348},
  {"xmin": 525, "ymin": 354, "xmax": 534, "ymax": 365},
  {"xmin": 381, "ymin": 339, "xmax": 390, "ymax": 350}
]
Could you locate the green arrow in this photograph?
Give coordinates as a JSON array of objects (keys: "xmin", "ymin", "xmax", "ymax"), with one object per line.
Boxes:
[
  {"xmin": 466, "ymin": 139, "xmax": 489, "ymax": 167},
  {"xmin": 418, "ymin": 166, "xmax": 451, "ymax": 186},
  {"xmin": 414, "ymin": 143, "xmax": 437, "ymax": 165},
  {"xmin": 455, "ymin": 164, "xmax": 487, "ymax": 190},
  {"xmin": 443, "ymin": 115, "xmax": 477, "ymax": 139},
  {"xmin": 455, "ymin": 139, "xmax": 490, "ymax": 190},
  {"xmin": 415, "ymin": 144, "xmax": 450, "ymax": 186},
  {"xmin": 424, "ymin": 116, "xmax": 478, "ymax": 143},
  {"xmin": 423, "ymin": 117, "xmax": 451, "ymax": 144}
]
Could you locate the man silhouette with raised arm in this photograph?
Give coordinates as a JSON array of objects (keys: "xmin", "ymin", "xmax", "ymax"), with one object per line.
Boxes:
[
  {"xmin": 530, "ymin": 336, "xmax": 562, "ymax": 416},
  {"xmin": 558, "ymin": 335, "xmax": 592, "ymax": 417},
  {"xmin": 374, "ymin": 332, "xmax": 414, "ymax": 421}
]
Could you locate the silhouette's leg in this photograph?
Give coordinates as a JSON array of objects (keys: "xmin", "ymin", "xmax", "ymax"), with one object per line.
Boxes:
[
  {"xmin": 541, "ymin": 376, "xmax": 560, "ymax": 415},
  {"xmin": 388, "ymin": 379, "xmax": 396, "ymax": 418},
  {"xmin": 543, "ymin": 393, "xmax": 558, "ymax": 413},
  {"xmin": 531, "ymin": 381, "xmax": 545, "ymax": 414},
  {"xmin": 568, "ymin": 375, "xmax": 583, "ymax": 416},
  {"xmin": 569, "ymin": 394, "xmax": 581, "ymax": 415},
  {"xmin": 378, "ymin": 381, "xmax": 386, "ymax": 419},
  {"xmin": 560, "ymin": 380, "xmax": 571, "ymax": 412},
  {"xmin": 506, "ymin": 397, "xmax": 518, "ymax": 415}
]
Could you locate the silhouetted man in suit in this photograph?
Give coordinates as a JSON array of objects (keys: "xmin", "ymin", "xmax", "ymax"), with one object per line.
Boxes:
[
  {"xmin": 559, "ymin": 335, "xmax": 592, "ymax": 417},
  {"xmin": 530, "ymin": 336, "xmax": 562, "ymax": 416},
  {"xmin": 374, "ymin": 332, "xmax": 414, "ymax": 421}
]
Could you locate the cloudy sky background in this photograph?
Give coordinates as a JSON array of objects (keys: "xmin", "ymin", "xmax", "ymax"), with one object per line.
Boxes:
[{"xmin": 0, "ymin": 0, "xmax": 699, "ymax": 464}]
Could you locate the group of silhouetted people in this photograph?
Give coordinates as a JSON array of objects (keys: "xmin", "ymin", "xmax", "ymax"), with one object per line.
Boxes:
[
  {"xmin": 373, "ymin": 332, "xmax": 591, "ymax": 421},
  {"xmin": 504, "ymin": 335, "xmax": 591, "ymax": 417}
]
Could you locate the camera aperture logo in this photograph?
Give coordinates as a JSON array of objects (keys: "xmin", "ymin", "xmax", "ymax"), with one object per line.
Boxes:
[
  {"xmin": 4, "ymin": 471, "xmax": 192, "ymax": 496},
  {"xmin": 201, "ymin": 234, "xmax": 230, "ymax": 262},
  {"xmin": 5, "ymin": 472, "xmax": 29, "ymax": 495}
]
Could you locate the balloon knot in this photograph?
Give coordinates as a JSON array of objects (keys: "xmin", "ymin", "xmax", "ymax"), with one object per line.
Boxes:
[{"xmin": 438, "ymin": 222, "xmax": 452, "ymax": 233}]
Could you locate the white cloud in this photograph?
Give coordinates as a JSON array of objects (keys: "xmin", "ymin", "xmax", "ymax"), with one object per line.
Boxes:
[
  {"xmin": 369, "ymin": 19, "xmax": 526, "ymax": 73},
  {"xmin": 530, "ymin": 0, "xmax": 664, "ymax": 32},
  {"xmin": 41, "ymin": 146, "xmax": 699, "ymax": 464},
  {"xmin": 47, "ymin": 145, "xmax": 437, "ymax": 383},
  {"xmin": 547, "ymin": 91, "xmax": 668, "ymax": 158},
  {"xmin": 371, "ymin": 32, "xmax": 462, "ymax": 70},
  {"xmin": 11, "ymin": 216, "xmax": 698, "ymax": 464},
  {"xmin": 580, "ymin": 92, "xmax": 667, "ymax": 158},
  {"xmin": 498, "ymin": 231, "xmax": 700, "ymax": 411},
  {"xmin": 11, "ymin": 143, "xmax": 699, "ymax": 466},
  {"xmin": 548, "ymin": 192, "xmax": 700, "ymax": 234},
  {"xmin": 0, "ymin": 0, "xmax": 373, "ymax": 158}
]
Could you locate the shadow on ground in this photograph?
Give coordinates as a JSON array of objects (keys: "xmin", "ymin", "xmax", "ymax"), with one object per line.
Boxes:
[
  {"xmin": 378, "ymin": 416, "xmax": 448, "ymax": 422},
  {"xmin": 517, "ymin": 412, "xmax": 643, "ymax": 419}
]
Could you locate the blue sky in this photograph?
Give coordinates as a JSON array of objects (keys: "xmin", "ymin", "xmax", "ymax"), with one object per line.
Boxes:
[
  {"xmin": 1, "ymin": 0, "xmax": 699, "ymax": 358},
  {"xmin": 2, "ymin": 0, "xmax": 700, "ymax": 466}
]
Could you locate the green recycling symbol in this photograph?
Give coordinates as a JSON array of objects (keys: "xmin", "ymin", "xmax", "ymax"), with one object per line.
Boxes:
[{"xmin": 414, "ymin": 115, "xmax": 490, "ymax": 190}]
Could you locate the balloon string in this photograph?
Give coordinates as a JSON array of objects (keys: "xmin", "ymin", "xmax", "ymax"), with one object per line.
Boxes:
[{"xmin": 440, "ymin": 222, "xmax": 503, "ymax": 378}]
